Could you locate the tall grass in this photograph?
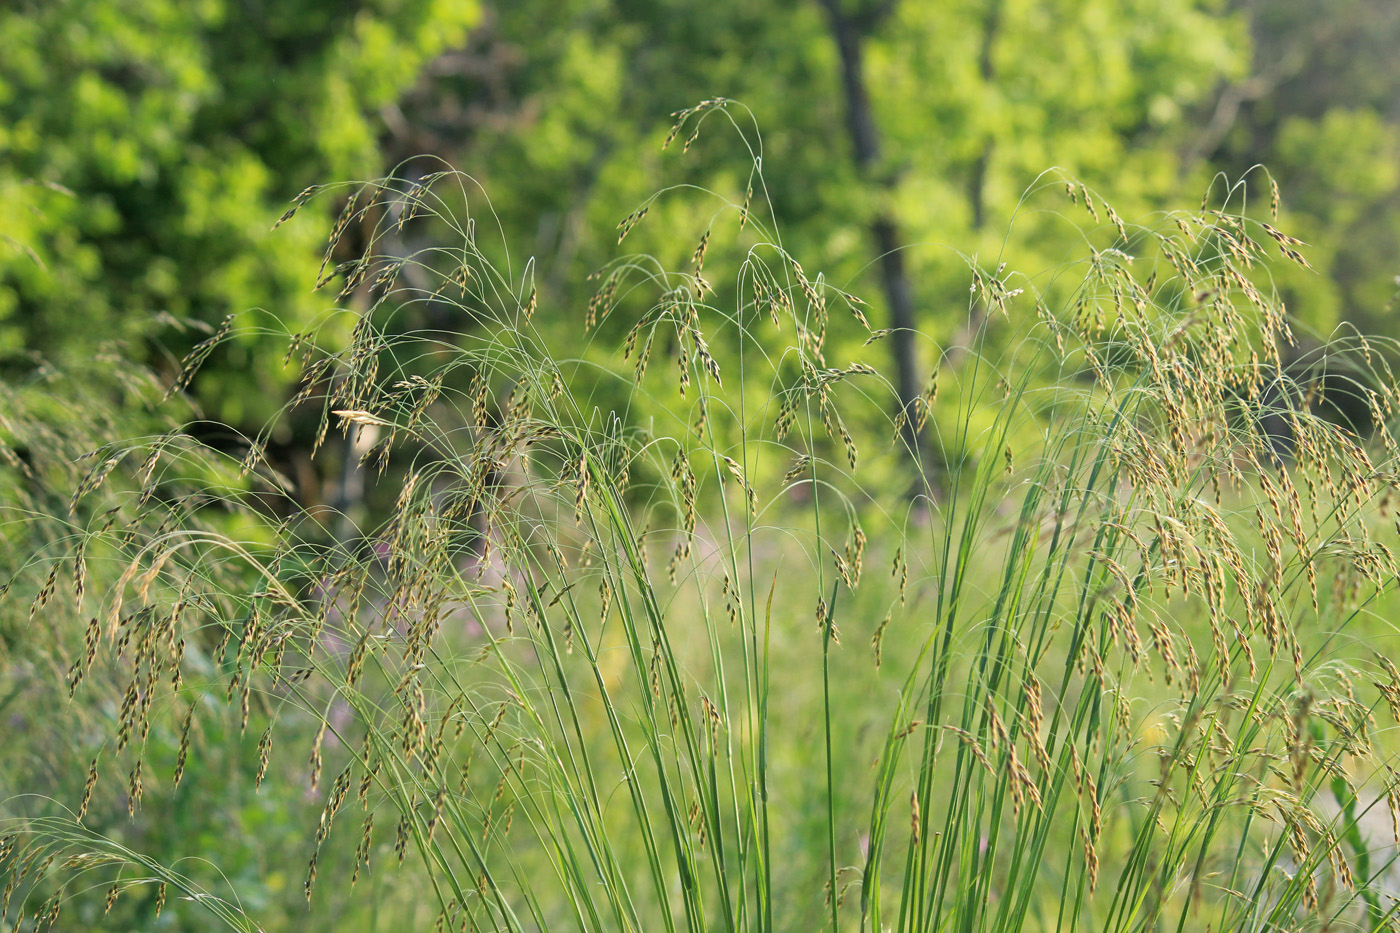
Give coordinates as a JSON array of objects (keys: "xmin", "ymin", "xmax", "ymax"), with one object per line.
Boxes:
[{"xmin": 6, "ymin": 102, "xmax": 1400, "ymax": 931}]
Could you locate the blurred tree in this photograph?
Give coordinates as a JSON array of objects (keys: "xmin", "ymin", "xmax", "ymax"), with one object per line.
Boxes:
[
  {"xmin": 386, "ymin": 0, "xmax": 1247, "ymax": 491},
  {"xmin": 15, "ymin": 0, "xmax": 1400, "ymax": 476},
  {"xmin": 1194, "ymin": 0, "xmax": 1400, "ymax": 341},
  {"xmin": 0, "ymin": 0, "xmax": 479, "ymax": 429}
]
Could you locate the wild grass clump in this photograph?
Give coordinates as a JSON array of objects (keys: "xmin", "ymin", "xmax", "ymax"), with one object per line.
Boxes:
[{"xmin": 6, "ymin": 102, "xmax": 1400, "ymax": 932}]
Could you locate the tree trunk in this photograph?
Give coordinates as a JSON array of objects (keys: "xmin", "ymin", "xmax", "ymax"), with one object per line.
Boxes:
[{"xmin": 818, "ymin": 0, "xmax": 927, "ymax": 477}]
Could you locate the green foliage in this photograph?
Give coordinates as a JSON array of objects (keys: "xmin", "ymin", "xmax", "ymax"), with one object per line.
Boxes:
[
  {"xmin": 0, "ymin": 0, "xmax": 479, "ymax": 425},
  {"xmin": 1205, "ymin": 0, "xmax": 1400, "ymax": 338},
  {"xmin": 427, "ymin": 0, "xmax": 1247, "ymax": 329}
]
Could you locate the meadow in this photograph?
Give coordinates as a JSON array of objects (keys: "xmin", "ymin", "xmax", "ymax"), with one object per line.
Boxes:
[{"xmin": 4, "ymin": 106, "xmax": 1400, "ymax": 932}]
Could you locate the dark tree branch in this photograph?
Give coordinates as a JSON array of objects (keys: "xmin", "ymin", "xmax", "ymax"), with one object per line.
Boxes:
[
  {"xmin": 968, "ymin": 0, "xmax": 1002, "ymax": 232},
  {"xmin": 1178, "ymin": 71, "xmax": 1280, "ymax": 177}
]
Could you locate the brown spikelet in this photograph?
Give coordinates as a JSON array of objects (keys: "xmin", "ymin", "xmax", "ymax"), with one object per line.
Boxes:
[
  {"xmin": 573, "ymin": 452, "xmax": 590, "ymax": 523},
  {"xmin": 1079, "ymin": 183, "xmax": 1099, "ymax": 222},
  {"xmin": 1007, "ymin": 744, "xmax": 1042, "ymax": 814},
  {"xmin": 1081, "ymin": 826, "xmax": 1099, "ymax": 891},
  {"xmin": 77, "ymin": 758, "xmax": 98, "ymax": 822},
  {"xmin": 692, "ymin": 228, "xmax": 711, "ymax": 272},
  {"xmin": 916, "ymin": 370, "xmax": 938, "ymax": 433},
  {"xmin": 720, "ymin": 455, "xmax": 757, "ymax": 515},
  {"xmin": 172, "ymin": 704, "xmax": 194, "ymax": 787},
  {"xmin": 351, "ymin": 813, "xmax": 374, "ymax": 886},
  {"xmin": 394, "ymin": 813, "xmax": 412, "ymax": 865},
  {"xmin": 255, "ymin": 726, "xmax": 274, "ymax": 789},
  {"xmin": 309, "ymin": 720, "xmax": 328, "ymax": 792},
  {"xmin": 426, "ymin": 786, "xmax": 447, "ymax": 844},
  {"xmin": 617, "ymin": 206, "xmax": 649, "ymax": 242},
  {"xmin": 126, "ymin": 759, "xmax": 143, "ymax": 817}
]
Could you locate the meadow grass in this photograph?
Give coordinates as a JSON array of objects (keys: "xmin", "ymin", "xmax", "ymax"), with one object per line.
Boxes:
[{"xmin": 5, "ymin": 103, "xmax": 1400, "ymax": 932}]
